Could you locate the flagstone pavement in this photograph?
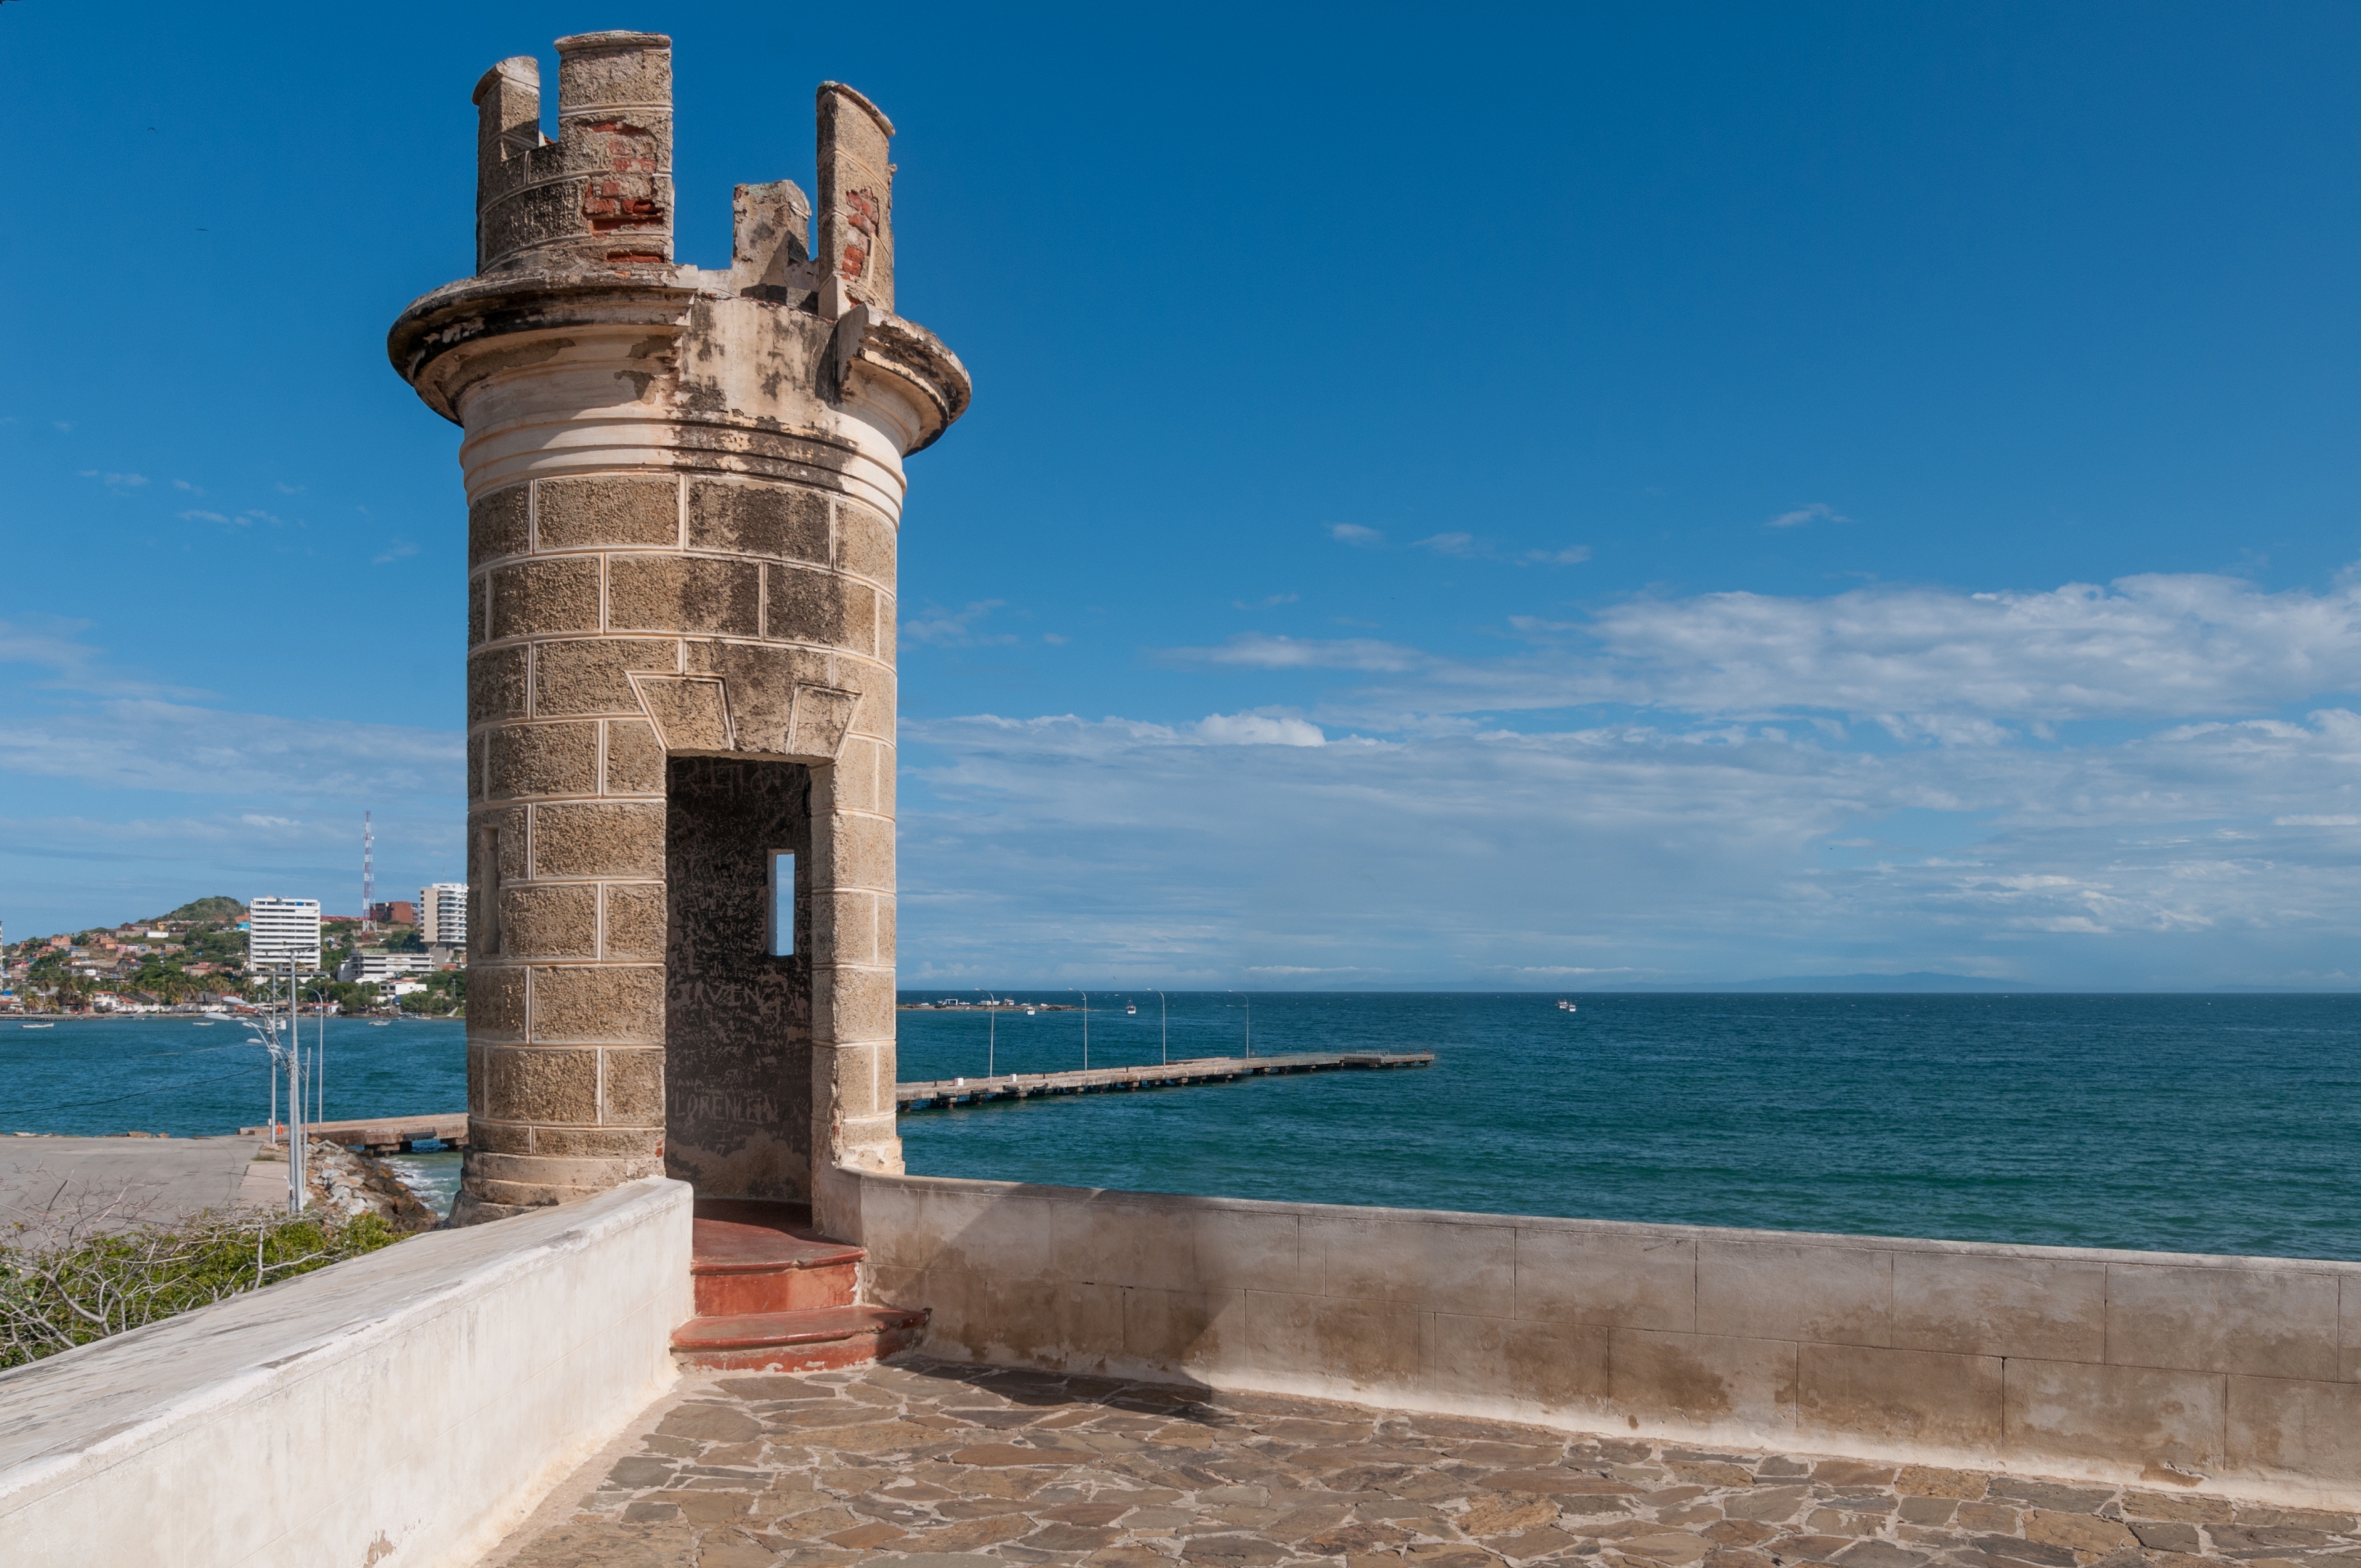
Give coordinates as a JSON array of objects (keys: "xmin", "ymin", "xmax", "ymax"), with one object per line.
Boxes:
[{"xmin": 484, "ymin": 1357, "xmax": 2355, "ymax": 1568}]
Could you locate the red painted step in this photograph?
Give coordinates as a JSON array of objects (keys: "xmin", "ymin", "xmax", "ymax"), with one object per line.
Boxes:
[
  {"xmin": 671, "ymin": 1198, "xmax": 927, "ymax": 1371},
  {"xmin": 672, "ymin": 1304, "xmax": 930, "ymax": 1371},
  {"xmin": 689, "ymin": 1199, "xmax": 865, "ymax": 1316}
]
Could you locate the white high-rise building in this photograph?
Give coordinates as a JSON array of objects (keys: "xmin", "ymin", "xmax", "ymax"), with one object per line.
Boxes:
[
  {"xmin": 338, "ymin": 951, "xmax": 435, "ymax": 984},
  {"xmin": 420, "ymin": 883, "xmax": 467, "ymax": 948},
  {"xmin": 248, "ymin": 898, "xmax": 322, "ymax": 972}
]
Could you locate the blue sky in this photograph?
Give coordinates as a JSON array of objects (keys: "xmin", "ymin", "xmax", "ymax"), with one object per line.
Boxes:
[{"xmin": 6, "ymin": 2, "xmax": 2361, "ymax": 986}]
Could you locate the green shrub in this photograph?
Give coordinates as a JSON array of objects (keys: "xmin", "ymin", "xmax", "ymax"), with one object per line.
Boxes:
[{"xmin": 0, "ymin": 1208, "xmax": 406, "ymax": 1369}]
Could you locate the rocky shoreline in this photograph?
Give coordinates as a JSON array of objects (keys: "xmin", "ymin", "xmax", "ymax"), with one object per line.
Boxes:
[{"xmin": 250, "ymin": 1139, "xmax": 440, "ymax": 1232}]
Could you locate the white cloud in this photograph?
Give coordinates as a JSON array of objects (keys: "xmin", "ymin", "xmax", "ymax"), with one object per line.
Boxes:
[
  {"xmin": 1193, "ymin": 712, "xmax": 1326, "ymax": 747},
  {"xmin": 372, "ymin": 539, "xmax": 419, "ymax": 565},
  {"xmin": 79, "ymin": 470, "xmax": 148, "ymax": 493},
  {"xmin": 178, "ymin": 509, "xmax": 232, "ymax": 524},
  {"xmin": 1769, "ymin": 502, "xmax": 1849, "ymax": 529},
  {"xmin": 1318, "ymin": 569, "xmax": 2361, "ymax": 729},
  {"xmin": 1232, "ymin": 593, "xmax": 1300, "ymax": 610},
  {"xmin": 0, "ymin": 698, "xmax": 460, "ymax": 798},
  {"xmin": 1330, "ymin": 524, "xmax": 1384, "ymax": 546},
  {"xmin": 906, "ymin": 600, "xmax": 1018, "ymax": 647},
  {"xmin": 0, "ymin": 617, "xmax": 205, "ymax": 700},
  {"xmin": 1408, "ymin": 533, "xmax": 1589, "ymax": 566},
  {"xmin": 1579, "ymin": 571, "xmax": 2361, "ymax": 722},
  {"xmin": 897, "ymin": 705, "xmax": 2361, "ymax": 986},
  {"xmin": 1160, "ymin": 634, "xmax": 1422, "ymax": 672}
]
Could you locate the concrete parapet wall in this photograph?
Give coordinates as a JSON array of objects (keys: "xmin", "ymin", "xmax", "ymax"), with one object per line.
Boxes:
[
  {"xmin": 849, "ymin": 1173, "xmax": 2361, "ymax": 1508},
  {"xmin": 0, "ymin": 1177, "xmax": 693, "ymax": 1566}
]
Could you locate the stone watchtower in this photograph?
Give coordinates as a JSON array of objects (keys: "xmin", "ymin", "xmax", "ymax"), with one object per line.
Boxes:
[{"xmin": 389, "ymin": 32, "xmax": 967, "ymax": 1230}]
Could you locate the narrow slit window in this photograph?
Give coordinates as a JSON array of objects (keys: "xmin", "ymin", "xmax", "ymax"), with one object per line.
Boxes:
[{"xmin": 769, "ymin": 851, "xmax": 795, "ymax": 957}]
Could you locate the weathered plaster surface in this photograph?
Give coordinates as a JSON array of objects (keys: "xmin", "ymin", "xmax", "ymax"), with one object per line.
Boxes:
[
  {"xmin": 846, "ymin": 1174, "xmax": 2361, "ymax": 1508},
  {"xmin": 0, "ymin": 1177, "xmax": 692, "ymax": 1567}
]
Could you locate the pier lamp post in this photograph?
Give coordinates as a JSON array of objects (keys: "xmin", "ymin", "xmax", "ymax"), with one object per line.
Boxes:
[
  {"xmin": 303, "ymin": 979, "xmax": 332, "ymax": 1125},
  {"xmin": 1071, "ymin": 989, "xmax": 1090, "ymax": 1070},
  {"xmin": 977, "ymin": 988, "xmax": 994, "ymax": 1079},
  {"xmin": 1229, "ymin": 990, "xmax": 1251, "ymax": 1061},
  {"xmin": 1153, "ymin": 989, "xmax": 1167, "ymax": 1065}
]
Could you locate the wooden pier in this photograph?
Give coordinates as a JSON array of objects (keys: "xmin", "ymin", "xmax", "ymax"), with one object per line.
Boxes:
[
  {"xmin": 895, "ymin": 1051, "xmax": 1434, "ymax": 1111},
  {"xmin": 237, "ymin": 1114, "xmax": 468, "ymax": 1153}
]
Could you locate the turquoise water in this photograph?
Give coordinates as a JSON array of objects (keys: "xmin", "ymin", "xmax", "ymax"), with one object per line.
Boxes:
[
  {"xmin": 6, "ymin": 995, "xmax": 2355, "ymax": 1259},
  {"xmin": 0, "ymin": 1016, "xmax": 466, "ymax": 1139},
  {"xmin": 896, "ymin": 992, "xmax": 2361, "ymax": 1261}
]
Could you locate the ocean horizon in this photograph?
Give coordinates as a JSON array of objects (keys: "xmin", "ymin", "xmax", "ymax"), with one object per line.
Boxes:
[{"xmin": 2, "ymin": 992, "xmax": 2352, "ymax": 1260}]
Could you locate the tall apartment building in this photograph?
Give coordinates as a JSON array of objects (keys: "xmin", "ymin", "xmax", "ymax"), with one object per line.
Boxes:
[
  {"xmin": 247, "ymin": 898, "xmax": 323, "ymax": 972},
  {"xmin": 419, "ymin": 883, "xmax": 467, "ymax": 948}
]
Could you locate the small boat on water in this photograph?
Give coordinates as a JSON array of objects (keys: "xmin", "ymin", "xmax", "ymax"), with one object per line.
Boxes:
[
  {"xmin": 193, "ymin": 1021, "xmax": 214, "ymax": 1027},
  {"xmin": 1126, "ymin": 1002, "xmax": 1137, "ymax": 1015},
  {"xmin": 370, "ymin": 1020, "xmax": 392, "ymax": 1028},
  {"xmin": 1557, "ymin": 998, "xmax": 1577, "ymax": 1012},
  {"xmin": 20, "ymin": 1022, "xmax": 54, "ymax": 1029}
]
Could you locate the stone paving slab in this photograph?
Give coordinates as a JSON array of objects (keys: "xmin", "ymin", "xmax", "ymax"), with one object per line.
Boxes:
[{"xmin": 484, "ymin": 1357, "xmax": 2358, "ymax": 1568}]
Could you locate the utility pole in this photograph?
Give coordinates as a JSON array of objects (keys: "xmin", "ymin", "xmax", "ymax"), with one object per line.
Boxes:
[
  {"xmin": 263, "ymin": 982, "xmax": 278, "ymax": 1149},
  {"xmin": 1153, "ymin": 989, "xmax": 1167, "ymax": 1065},
  {"xmin": 1072, "ymin": 989, "xmax": 1090, "ymax": 1070}
]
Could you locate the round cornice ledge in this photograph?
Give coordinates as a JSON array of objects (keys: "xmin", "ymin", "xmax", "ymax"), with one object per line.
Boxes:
[
  {"xmin": 388, "ymin": 270, "xmax": 703, "ymax": 424},
  {"xmin": 851, "ymin": 310, "xmax": 972, "ymax": 454}
]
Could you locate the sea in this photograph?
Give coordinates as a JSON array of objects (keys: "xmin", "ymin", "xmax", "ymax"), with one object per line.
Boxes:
[{"xmin": 3, "ymin": 993, "xmax": 2354, "ymax": 1259}]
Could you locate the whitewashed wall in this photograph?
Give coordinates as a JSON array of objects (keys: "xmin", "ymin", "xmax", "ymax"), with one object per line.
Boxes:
[
  {"xmin": 850, "ymin": 1173, "xmax": 2361, "ymax": 1508},
  {"xmin": 0, "ymin": 1176, "xmax": 692, "ymax": 1567}
]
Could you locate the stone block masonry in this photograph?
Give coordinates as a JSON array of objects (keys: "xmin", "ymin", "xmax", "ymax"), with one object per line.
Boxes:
[{"xmin": 389, "ymin": 32, "xmax": 968, "ymax": 1229}]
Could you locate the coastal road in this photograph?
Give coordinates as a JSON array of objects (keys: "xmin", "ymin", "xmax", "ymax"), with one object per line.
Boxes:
[{"xmin": 0, "ymin": 1135, "xmax": 280, "ymax": 1241}]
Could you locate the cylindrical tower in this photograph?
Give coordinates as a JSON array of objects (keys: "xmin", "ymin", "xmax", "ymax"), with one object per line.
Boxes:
[{"xmin": 389, "ymin": 32, "xmax": 967, "ymax": 1231}]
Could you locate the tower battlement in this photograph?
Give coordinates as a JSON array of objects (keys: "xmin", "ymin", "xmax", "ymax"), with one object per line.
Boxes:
[
  {"xmin": 473, "ymin": 32, "xmax": 677, "ymax": 274},
  {"xmin": 470, "ymin": 31, "xmax": 901, "ymax": 324}
]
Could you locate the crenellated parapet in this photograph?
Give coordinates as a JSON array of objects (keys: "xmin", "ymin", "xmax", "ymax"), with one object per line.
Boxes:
[
  {"xmin": 389, "ymin": 31, "xmax": 967, "ymax": 1232},
  {"xmin": 473, "ymin": 32, "xmax": 676, "ymax": 274}
]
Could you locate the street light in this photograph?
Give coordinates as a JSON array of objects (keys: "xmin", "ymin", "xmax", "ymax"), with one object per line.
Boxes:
[
  {"xmin": 1228, "ymin": 989, "xmax": 1251, "ymax": 1060},
  {"xmin": 977, "ymin": 987, "xmax": 994, "ymax": 1079},
  {"xmin": 303, "ymin": 979, "xmax": 334, "ymax": 1125},
  {"xmin": 1071, "ymin": 989, "xmax": 1089, "ymax": 1070},
  {"xmin": 1153, "ymin": 989, "xmax": 1167, "ymax": 1065}
]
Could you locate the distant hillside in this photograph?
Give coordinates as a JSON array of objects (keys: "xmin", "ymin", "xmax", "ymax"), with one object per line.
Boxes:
[
  {"xmin": 1601, "ymin": 971, "xmax": 2037, "ymax": 993},
  {"xmin": 148, "ymin": 897, "xmax": 247, "ymax": 925}
]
